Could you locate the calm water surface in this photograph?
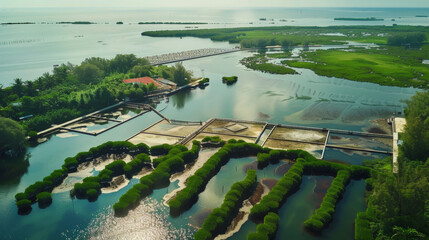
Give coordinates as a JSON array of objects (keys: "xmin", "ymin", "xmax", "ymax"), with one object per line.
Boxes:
[{"xmin": 0, "ymin": 7, "xmax": 422, "ymax": 239}]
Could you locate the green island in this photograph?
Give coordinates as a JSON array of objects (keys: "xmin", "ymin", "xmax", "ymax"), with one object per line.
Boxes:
[
  {"xmin": 222, "ymin": 76, "xmax": 238, "ymax": 85},
  {"xmin": 240, "ymin": 54, "xmax": 297, "ymax": 75}
]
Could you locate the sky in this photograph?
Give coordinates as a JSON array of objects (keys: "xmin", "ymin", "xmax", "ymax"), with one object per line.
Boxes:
[{"xmin": 1, "ymin": 0, "xmax": 429, "ymax": 8}]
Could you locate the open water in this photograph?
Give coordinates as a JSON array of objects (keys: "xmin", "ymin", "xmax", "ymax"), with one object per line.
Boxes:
[{"xmin": 0, "ymin": 7, "xmax": 425, "ymax": 239}]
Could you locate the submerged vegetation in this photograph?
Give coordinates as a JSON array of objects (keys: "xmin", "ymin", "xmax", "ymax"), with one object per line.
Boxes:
[{"xmin": 240, "ymin": 54, "xmax": 297, "ymax": 75}]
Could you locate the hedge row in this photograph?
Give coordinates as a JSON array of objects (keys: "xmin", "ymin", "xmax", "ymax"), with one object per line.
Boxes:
[
  {"xmin": 113, "ymin": 141, "xmax": 201, "ymax": 216},
  {"xmin": 247, "ymin": 212, "xmax": 280, "ymax": 240},
  {"xmin": 355, "ymin": 211, "xmax": 374, "ymax": 240},
  {"xmin": 249, "ymin": 161, "xmax": 305, "ymax": 220},
  {"xmin": 152, "ymin": 144, "xmax": 188, "ymax": 168},
  {"xmin": 73, "ymin": 160, "xmax": 127, "ymax": 199},
  {"xmin": 150, "ymin": 143, "xmax": 175, "ymax": 156},
  {"xmin": 168, "ymin": 141, "xmax": 263, "ymax": 216},
  {"xmin": 303, "ymin": 169, "xmax": 352, "ymax": 232},
  {"xmin": 15, "ymin": 141, "xmax": 149, "ymax": 211},
  {"xmin": 194, "ymin": 169, "xmax": 258, "ymax": 240},
  {"xmin": 124, "ymin": 153, "xmax": 151, "ymax": 178},
  {"xmin": 257, "ymin": 149, "xmax": 317, "ymax": 169}
]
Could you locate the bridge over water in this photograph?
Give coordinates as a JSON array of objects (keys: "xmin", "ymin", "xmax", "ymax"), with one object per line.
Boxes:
[{"xmin": 145, "ymin": 48, "xmax": 240, "ymax": 66}]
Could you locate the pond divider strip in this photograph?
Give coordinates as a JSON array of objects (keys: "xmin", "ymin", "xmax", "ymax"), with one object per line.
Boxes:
[
  {"xmin": 254, "ymin": 122, "xmax": 269, "ymax": 144},
  {"xmin": 325, "ymin": 145, "xmax": 393, "ymax": 155},
  {"xmin": 138, "ymin": 131, "xmax": 185, "ymax": 139},
  {"xmin": 321, "ymin": 130, "xmax": 331, "ymax": 160},
  {"xmin": 261, "ymin": 125, "xmax": 276, "ymax": 147},
  {"xmin": 37, "ymin": 101, "xmax": 125, "ymax": 136},
  {"xmin": 201, "ymin": 131, "xmax": 257, "ymax": 139},
  {"xmin": 89, "ymin": 115, "xmax": 122, "ymax": 123},
  {"xmin": 266, "ymin": 137, "xmax": 325, "ymax": 145},
  {"xmin": 126, "ymin": 118, "xmax": 165, "ymax": 141},
  {"xmin": 179, "ymin": 118, "xmax": 216, "ymax": 145}
]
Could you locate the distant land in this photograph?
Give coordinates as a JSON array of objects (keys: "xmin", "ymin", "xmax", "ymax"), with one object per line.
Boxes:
[
  {"xmin": 138, "ymin": 22, "xmax": 208, "ymax": 24},
  {"xmin": 1, "ymin": 22, "xmax": 35, "ymax": 25},
  {"xmin": 334, "ymin": 17, "xmax": 384, "ymax": 21},
  {"xmin": 56, "ymin": 21, "xmax": 94, "ymax": 24}
]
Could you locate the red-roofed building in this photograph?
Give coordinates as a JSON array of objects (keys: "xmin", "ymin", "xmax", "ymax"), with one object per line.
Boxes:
[{"xmin": 123, "ymin": 77, "xmax": 161, "ymax": 87}]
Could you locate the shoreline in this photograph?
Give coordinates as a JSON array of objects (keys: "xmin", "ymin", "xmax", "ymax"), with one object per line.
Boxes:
[
  {"xmin": 215, "ymin": 182, "xmax": 269, "ymax": 240},
  {"xmin": 162, "ymin": 148, "xmax": 220, "ymax": 206}
]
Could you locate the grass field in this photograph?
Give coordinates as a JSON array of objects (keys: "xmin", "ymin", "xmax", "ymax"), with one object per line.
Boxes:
[{"xmin": 284, "ymin": 45, "xmax": 429, "ymax": 88}]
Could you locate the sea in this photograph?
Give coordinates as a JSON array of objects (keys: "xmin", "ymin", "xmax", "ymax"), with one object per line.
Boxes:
[{"xmin": 1, "ymin": 7, "xmax": 429, "ymax": 86}]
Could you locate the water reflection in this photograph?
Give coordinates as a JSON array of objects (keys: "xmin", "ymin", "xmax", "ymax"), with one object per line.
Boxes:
[
  {"xmin": 0, "ymin": 152, "xmax": 29, "ymax": 185},
  {"xmin": 170, "ymin": 89, "xmax": 194, "ymax": 110}
]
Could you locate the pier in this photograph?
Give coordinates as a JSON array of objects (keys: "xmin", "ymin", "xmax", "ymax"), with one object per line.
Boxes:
[{"xmin": 145, "ymin": 48, "xmax": 240, "ymax": 66}]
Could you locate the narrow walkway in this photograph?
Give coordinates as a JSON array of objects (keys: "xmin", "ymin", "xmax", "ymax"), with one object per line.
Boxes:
[
  {"xmin": 392, "ymin": 117, "xmax": 406, "ymax": 173},
  {"xmin": 37, "ymin": 101, "xmax": 125, "ymax": 136},
  {"xmin": 145, "ymin": 48, "xmax": 240, "ymax": 66}
]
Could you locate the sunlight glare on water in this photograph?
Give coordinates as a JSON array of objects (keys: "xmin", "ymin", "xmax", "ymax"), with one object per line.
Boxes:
[{"xmin": 64, "ymin": 198, "xmax": 194, "ymax": 240}]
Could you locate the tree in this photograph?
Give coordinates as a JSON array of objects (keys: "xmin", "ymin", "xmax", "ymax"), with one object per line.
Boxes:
[
  {"xmin": 0, "ymin": 117, "xmax": 25, "ymax": 156},
  {"xmin": 130, "ymin": 65, "xmax": 153, "ymax": 78},
  {"xmin": 388, "ymin": 33, "xmax": 427, "ymax": 47},
  {"xmin": 109, "ymin": 54, "xmax": 139, "ymax": 74},
  {"xmin": 391, "ymin": 226, "xmax": 425, "ymax": 240},
  {"xmin": 74, "ymin": 63, "xmax": 103, "ymax": 84},
  {"xmin": 402, "ymin": 91, "xmax": 429, "ymax": 161},
  {"xmin": 12, "ymin": 78, "xmax": 24, "ymax": 97},
  {"xmin": 172, "ymin": 63, "xmax": 192, "ymax": 86}
]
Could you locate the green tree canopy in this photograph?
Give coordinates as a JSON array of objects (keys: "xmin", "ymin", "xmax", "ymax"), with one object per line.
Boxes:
[
  {"xmin": 74, "ymin": 63, "xmax": 103, "ymax": 84},
  {"xmin": 402, "ymin": 91, "xmax": 429, "ymax": 161},
  {"xmin": 0, "ymin": 117, "xmax": 25, "ymax": 156},
  {"xmin": 172, "ymin": 63, "xmax": 192, "ymax": 86}
]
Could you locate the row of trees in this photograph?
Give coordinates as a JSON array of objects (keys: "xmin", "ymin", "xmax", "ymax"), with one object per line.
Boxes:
[{"xmin": 387, "ymin": 33, "xmax": 427, "ymax": 47}]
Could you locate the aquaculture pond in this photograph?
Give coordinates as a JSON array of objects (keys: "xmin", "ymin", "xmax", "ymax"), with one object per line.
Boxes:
[{"xmin": 0, "ymin": 50, "xmax": 415, "ymax": 239}]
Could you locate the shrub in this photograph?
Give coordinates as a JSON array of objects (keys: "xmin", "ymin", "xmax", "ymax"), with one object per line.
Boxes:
[
  {"xmin": 114, "ymin": 142, "xmax": 201, "ymax": 216},
  {"xmin": 86, "ymin": 189, "xmax": 99, "ymax": 200},
  {"xmin": 16, "ymin": 199, "xmax": 32, "ymax": 211},
  {"xmin": 105, "ymin": 160, "xmax": 126, "ymax": 175},
  {"xmin": 355, "ymin": 211, "xmax": 374, "ymax": 240},
  {"xmin": 15, "ymin": 192, "xmax": 28, "ymax": 201},
  {"xmin": 74, "ymin": 182, "xmax": 101, "ymax": 198},
  {"xmin": 36, "ymin": 192, "xmax": 52, "ymax": 208},
  {"xmin": 150, "ymin": 144, "xmax": 174, "ymax": 156},
  {"xmin": 222, "ymin": 76, "xmax": 238, "ymax": 85},
  {"xmin": 123, "ymin": 153, "xmax": 151, "ymax": 178},
  {"xmin": 28, "ymin": 131, "xmax": 38, "ymax": 141},
  {"xmin": 24, "ymin": 181, "xmax": 51, "ymax": 200},
  {"xmin": 250, "ymin": 162, "xmax": 304, "ymax": 220},
  {"xmin": 247, "ymin": 212, "xmax": 279, "ymax": 240},
  {"xmin": 303, "ymin": 169, "xmax": 352, "ymax": 232},
  {"xmin": 195, "ymin": 169, "xmax": 257, "ymax": 239},
  {"xmin": 63, "ymin": 157, "xmax": 79, "ymax": 172}
]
